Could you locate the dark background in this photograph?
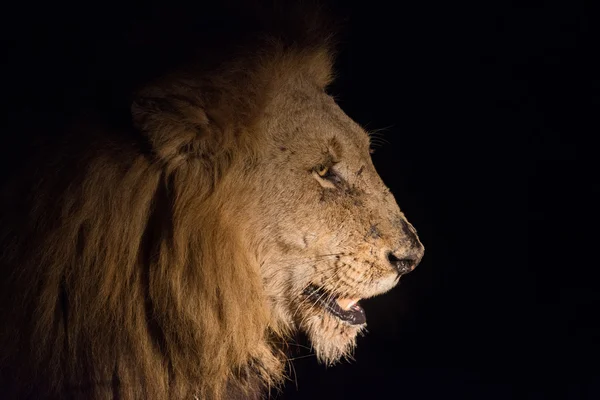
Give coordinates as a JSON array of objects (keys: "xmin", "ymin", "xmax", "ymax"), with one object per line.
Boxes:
[{"xmin": 1, "ymin": 0, "xmax": 599, "ymax": 399}]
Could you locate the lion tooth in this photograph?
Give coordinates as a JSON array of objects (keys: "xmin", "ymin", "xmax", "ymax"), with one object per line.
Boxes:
[
  {"xmin": 349, "ymin": 299, "xmax": 360, "ymax": 308},
  {"xmin": 336, "ymin": 298, "xmax": 361, "ymax": 310}
]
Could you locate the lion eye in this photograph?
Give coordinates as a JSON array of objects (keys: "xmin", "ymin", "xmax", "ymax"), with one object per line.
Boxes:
[
  {"xmin": 316, "ymin": 165, "xmax": 330, "ymax": 177},
  {"xmin": 312, "ymin": 164, "xmax": 341, "ymax": 189}
]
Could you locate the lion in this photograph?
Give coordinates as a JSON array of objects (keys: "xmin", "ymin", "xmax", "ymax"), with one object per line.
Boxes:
[{"xmin": 0, "ymin": 3, "xmax": 424, "ymax": 399}]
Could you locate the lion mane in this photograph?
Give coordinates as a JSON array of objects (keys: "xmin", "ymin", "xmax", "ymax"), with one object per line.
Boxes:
[{"xmin": 0, "ymin": 3, "xmax": 338, "ymax": 399}]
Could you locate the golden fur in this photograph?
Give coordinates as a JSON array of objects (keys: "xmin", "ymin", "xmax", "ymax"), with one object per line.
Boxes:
[{"xmin": 0, "ymin": 3, "xmax": 423, "ymax": 399}]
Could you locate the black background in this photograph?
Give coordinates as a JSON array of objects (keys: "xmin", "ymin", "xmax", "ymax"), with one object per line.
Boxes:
[{"xmin": 1, "ymin": 0, "xmax": 599, "ymax": 399}]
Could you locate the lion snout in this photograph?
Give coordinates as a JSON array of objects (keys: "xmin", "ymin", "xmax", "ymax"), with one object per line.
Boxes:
[{"xmin": 381, "ymin": 217, "xmax": 424, "ymax": 276}]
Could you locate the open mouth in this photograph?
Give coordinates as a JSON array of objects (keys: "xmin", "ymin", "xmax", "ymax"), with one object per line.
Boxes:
[{"xmin": 303, "ymin": 285, "xmax": 366, "ymax": 325}]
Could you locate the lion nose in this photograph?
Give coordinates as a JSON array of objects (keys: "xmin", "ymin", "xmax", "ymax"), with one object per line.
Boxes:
[{"xmin": 386, "ymin": 250, "xmax": 423, "ymax": 276}]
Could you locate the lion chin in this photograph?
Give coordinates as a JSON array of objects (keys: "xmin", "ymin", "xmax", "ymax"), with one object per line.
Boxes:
[{"xmin": 303, "ymin": 311, "xmax": 365, "ymax": 364}]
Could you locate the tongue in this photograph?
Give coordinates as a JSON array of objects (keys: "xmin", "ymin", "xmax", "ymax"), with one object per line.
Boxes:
[{"xmin": 336, "ymin": 298, "xmax": 361, "ymax": 310}]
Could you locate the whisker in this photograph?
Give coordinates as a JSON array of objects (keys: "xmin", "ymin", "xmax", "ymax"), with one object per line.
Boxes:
[
  {"xmin": 287, "ymin": 354, "xmax": 317, "ymax": 361},
  {"xmin": 270, "ymin": 253, "xmax": 343, "ymax": 266}
]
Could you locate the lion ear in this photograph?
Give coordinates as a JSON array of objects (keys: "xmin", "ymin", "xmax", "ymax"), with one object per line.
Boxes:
[{"xmin": 131, "ymin": 87, "xmax": 227, "ymax": 166}]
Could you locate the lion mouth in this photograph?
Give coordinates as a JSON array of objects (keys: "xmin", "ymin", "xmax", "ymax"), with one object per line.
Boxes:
[{"xmin": 303, "ymin": 285, "xmax": 366, "ymax": 325}]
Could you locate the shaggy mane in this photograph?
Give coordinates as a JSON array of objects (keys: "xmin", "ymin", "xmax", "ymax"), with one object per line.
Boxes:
[{"xmin": 0, "ymin": 2, "xmax": 339, "ymax": 399}]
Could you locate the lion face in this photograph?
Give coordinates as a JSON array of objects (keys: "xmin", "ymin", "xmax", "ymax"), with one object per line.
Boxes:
[{"xmin": 231, "ymin": 82, "xmax": 424, "ymax": 364}]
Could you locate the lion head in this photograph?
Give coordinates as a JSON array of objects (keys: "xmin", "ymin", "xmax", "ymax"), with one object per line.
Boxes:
[
  {"xmin": 256, "ymin": 84, "xmax": 425, "ymax": 365},
  {"xmin": 0, "ymin": 4, "xmax": 423, "ymax": 399}
]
